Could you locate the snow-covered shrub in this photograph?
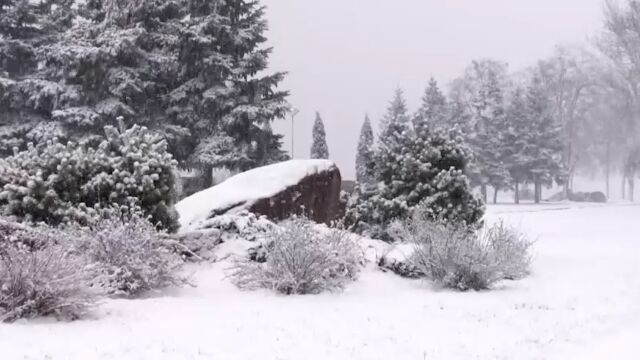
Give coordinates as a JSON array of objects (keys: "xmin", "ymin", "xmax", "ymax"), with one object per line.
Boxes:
[
  {"xmin": 396, "ymin": 207, "xmax": 532, "ymax": 291},
  {"xmin": 76, "ymin": 212, "xmax": 186, "ymax": 297},
  {"xmin": 378, "ymin": 244, "xmax": 423, "ymax": 279},
  {"xmin": 167, "ymin": 212, "xmax": 277, "ymax": 262},
  {"xmin": 168, "ymin": 230, "xmax": 223, "ymax": 262},
  {"xmin": 0, "ymin": 219, "xmax": 62, "ymax": 251},
  {"xmin": 0, "ymin": 232, "xmax": 97, "ymax": 323},
  {"xmin": 199, "ymin": 211, "xmax": 276, "ymax": 242},
  {"xmin": 346, "ymin": 127, "xmax": 484, "ymax": 241},
  {"xmin": 229, "ymin": 219, "xmax": 364, "ymax": 295},
  {"xmin": 0, "ymin": 125, "xmax": 179, "ymax": 231}
]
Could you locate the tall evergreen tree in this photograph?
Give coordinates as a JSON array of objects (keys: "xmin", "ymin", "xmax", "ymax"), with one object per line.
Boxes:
[
  {"xmin": 525, "ymin": 75, "xmax": 566, "ymax": 203},
  {"xmin": 0, "ymin": 0, "xmax": 289, "ymax": 187},
  {"xmin": 468, "ymin": 63, "xmax": 512, "ymax": 203},
  {"xmin": 378, "ymin": 88, "xmax": 411, "ymax": 149},
  {"xmin": 355, "ymin": 114, "xmax": 374, "ymax": 183},
  {"xmin": 346, "ymin": 90, "xmax": 483, "ymax": 240},
  {"xmin": 171, "ymin": 0, "xmax": 289, "ymax": 183},
  {"xmin": 0, "ymin": 0, "xmax": 75, "ymax": 155},
  {"xmin": 504, "ymin": 88, "xmax": 534, "ymax": 204},
  {"xmin": 414, "ymin": 78, "xmax": 448, "ymax": 133},
  {"xmin": 310, "ymin": 111, "xmax": 329, "ymax": 159}
]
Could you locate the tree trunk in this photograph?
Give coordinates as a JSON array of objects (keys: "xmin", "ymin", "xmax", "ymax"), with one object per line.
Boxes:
[
  {"xmin": 481, "ymin": 184, "xmax": 487, "ymax": 204},
  {"xmin": 570, "ymin": 174, "xmax": 575, "ymax": 190},
  {"xmin": 565, "ymin": 141, "xmax": 573, "ymax": 196},
  {"xmin": 629, "ymin": 178, "xmax": 635, "ymax": 202},
  {"xmin": 514, "ymin": 182, "xmax": 520, "ymax": 204},
  {"xmin": 605, "ymin": 141, "xmax": 611, "ymax": 199},
  {"xmin": 202, "ymin": 165, "xmax": 214, "ymax": 189},
  {"xmin": 539, "ymin": 183, "xmax": 543, "ymax": 202},
  {"xmin": 493, "ymin": 187, "xmax": 499, "ymax": 204},
  {"xmin": 563, "ymin": 169, "xmax": 570, "ymax": 199},
  {"xmin": 622, "ymin": 176, "xmax": 627, "ymax": 201}
]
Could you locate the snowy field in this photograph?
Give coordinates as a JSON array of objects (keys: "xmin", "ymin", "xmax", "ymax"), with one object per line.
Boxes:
[{"xmin": 1, "ymin": 204, "xmax": 639, "ymax": 360}]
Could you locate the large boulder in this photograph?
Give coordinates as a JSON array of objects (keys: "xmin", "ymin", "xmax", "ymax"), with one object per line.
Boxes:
[{"xmin": 176, "ymin": 160, "xmax": 342, "ymax": 232}]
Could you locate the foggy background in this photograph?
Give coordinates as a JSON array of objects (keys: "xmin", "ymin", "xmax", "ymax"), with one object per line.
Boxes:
[{"xmin": 264, "ymin": 0, "xmax": 604, "ymax": 180}]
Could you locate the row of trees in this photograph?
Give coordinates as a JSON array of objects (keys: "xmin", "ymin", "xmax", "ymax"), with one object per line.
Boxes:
[
  {"xmin": 451, "ymin": 61, "xmax": 565, "ymax": 204},
  {"xmin": 347, "ymin": 0, "xmax": 640, "ymax": 204},
  {"xmin": 352, "ymin": 72, "xmax": 564, "ymax": 205},
  {"xmin": 460, "ymin": 0, "xmax": 640, "ymax": 202},
  {"xmin": 0, "ymin": 0, "xmax": 288, "ymax": 188}
]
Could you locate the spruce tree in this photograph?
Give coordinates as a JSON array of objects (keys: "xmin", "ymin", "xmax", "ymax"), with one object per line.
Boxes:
[
  {"xmin": 525, "ymin": 75, "xmax": 566, "ymax": 203},
  {"xmin": 310, "ymin": 112, "xmax": 329, "ymax": 159},
  {"xmin": 355, "ymin": 114, "xmax": 374, "ymax": 183},
  {"xmin": 414, "ymin": 78, "xmax": 449, "ymax": 133},
  {"xmin": 0, "ymin": 0, "xmax": 289, "ymax": 187},
  {"xmin": 504, "ymin": 88, "xmax": 534, "ymax": 204},
  {"xmin": 0, "ymin": 0, "xmax": 74, "ymax": 155},
  {"xmin": 469, "ymin": 66, "xmax": 512, "ymax": 203},
  {"xmin": 378, "ymin": 88, "xmax": 411, "ymax": 149},
  {"xmin": 346, "ymin": 90, "xmax": 483, "ymax": 240},
  {"xmin": 174, "ymin": 0, "xmax": 289, "ymax": 183}
]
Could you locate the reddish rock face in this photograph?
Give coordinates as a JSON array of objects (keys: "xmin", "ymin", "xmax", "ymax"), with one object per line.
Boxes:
[{"xmin": 249, "ymin": 167, "xmax": 343, "ymax": 224}]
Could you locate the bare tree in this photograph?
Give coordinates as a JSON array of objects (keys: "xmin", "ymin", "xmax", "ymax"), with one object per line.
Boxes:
[
  {"xmin": 536, "ymin": 46, "xmax": 598, "ymax": 194},
  {"xmin": 595, "ymin": 0, "xmax": 640, "ymax": 199}
]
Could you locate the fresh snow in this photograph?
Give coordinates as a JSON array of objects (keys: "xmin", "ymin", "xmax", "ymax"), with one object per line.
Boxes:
[
  {"xmin": 2, "ymin": 204, "xmax": 640, "ymax": 359},
  {"xmin": 176, "ymin": 159, "xmax": 336, "ymax": 232}
]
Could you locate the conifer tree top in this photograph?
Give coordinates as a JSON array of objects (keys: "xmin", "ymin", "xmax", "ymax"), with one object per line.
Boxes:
[
  {"xmin": 310, "ymin": 111, "xmax": 329, "ymax": 159},
  {"xmin": 378, "ymin": 89, "xmax": 411, "ymax": 149}
]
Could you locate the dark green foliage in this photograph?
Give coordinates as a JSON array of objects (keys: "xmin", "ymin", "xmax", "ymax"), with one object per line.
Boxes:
[
  {"xmin": 0, "ymin": 125, "xmax": 179, "ymax": 231},
  {"xmin": 0, "ymin": 0, "xmax": 288, "ymax": 178},
  {"xmin": 346, "ymin": 90, "xmax": 484, "ymax": 240}
]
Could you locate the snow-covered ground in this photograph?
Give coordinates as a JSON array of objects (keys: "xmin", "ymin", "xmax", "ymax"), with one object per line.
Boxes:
[{"xmin": 2, "ymin": 204, "xmax": 639, "ymax": 359}]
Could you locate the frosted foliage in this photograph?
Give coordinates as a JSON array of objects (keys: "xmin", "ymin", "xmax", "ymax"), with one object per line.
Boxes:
[
  {"xmin": 414, "ymin": 78, "xmax": 449, "ymax": 134},
  {"xmin": 347, "ymin": 121, "xmax": 484, "ymax": 240},
  {"xmin": 191, "ymin": 134, "xmax": 251, "ymax": 169},
  {"xmin": 468, "ymin": 61, "xmax": 512, "ymax": 193},
  {"xmin": 229, "ymin": 219, "xmax": 364, "ymax": 295},
  {"xmin": 0, "ymin": 0, "xmax": 289, "ymax": 171},
  {"xmin": 75, "ymin": 214, "xmax": 186, "ymax": 297},
  {"xmin": 0, "ymin": 224, "xmax": 98, "ymax": 323},
  {"xmin": 396, "ymin": 206, "xmax": 533, "ymax": 291},
  {"xmin": 310, "ymin": 112, "xmax": 330, "ymax": 159},
  {"xmin": 421, "ymin": 168, "xmax": 485, "ymax": 225},
  {"xmin": 378, "ymin": 89, "xmax": 411, "ymax": 150},
  {"xmin": 0, "ymin": 125, "xmax": 179, "ymax": 231},
  {"xmin": 200, "ymin": 211, "xmax": 276, "ymax": 242}
]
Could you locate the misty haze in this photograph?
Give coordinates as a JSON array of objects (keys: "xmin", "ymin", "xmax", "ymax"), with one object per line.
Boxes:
[{"xmin": 0, "ymin": 0, "xmax": 638, "ymax": 359}]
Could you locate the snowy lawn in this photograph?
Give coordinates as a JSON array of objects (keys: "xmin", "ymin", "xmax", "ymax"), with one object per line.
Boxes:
[{"xmin": 1, "ymin": 204, "xmax": 639, "ymax": 359}]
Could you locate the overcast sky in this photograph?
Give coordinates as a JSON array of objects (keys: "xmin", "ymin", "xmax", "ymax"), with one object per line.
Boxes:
[{"xmin": 264, "ymin": 0, "xmax": 605, "ymax": 179}]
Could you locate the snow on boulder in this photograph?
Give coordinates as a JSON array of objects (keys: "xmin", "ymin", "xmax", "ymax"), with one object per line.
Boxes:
[{"xmin": 176, "ymin": 160, "xmax": 343, "ymax": 232}]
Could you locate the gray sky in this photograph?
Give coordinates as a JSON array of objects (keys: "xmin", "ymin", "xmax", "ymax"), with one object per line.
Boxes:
[{"xmin": 264, "ymin": 0, "xmax": 605, "ymax": 179}]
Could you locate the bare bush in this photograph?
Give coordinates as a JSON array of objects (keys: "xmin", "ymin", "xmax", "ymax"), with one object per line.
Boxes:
[
  {"xmin": 0, "ymin": 241, "xmax": 97, "ymax": 323},
  {"xmin": 396, "ymin": 207, "xmax": 533, "ymax": 291},
  {"xmin": 76, "ymin": 213, "xmax": 187, "ymax": 297},
  {"xmin": 229, "ymin": 219, "xmax": 364, "ymax": 295}
]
